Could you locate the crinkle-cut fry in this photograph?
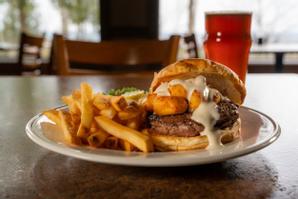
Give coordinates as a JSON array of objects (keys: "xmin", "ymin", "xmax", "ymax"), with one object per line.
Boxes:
[
  {"xmin": 95, "ymin": 116, "xmax": 153, "ymax": 152},
  {"xmin": 110, "ymin": 96, "xmax": 127, "ymax": 111},
  {"xmin": 87, "ymin": 129, "xmax": 109, "ymax": 148},
  {"xmin": 43, "ymin": 110, "xmax": 61, "ymax": 126},
  {"xmin": 93, "ymin": 93, "xmax": 111, "ymax": 110},
  {"xmin": 58, "ymin": 111, "xmax": 80, "ymax": 145}
]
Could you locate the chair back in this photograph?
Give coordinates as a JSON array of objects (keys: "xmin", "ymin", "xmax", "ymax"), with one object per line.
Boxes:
[
  {"xmin": 52, "ymin": 34, "xmax": 180, "ymax": 75},
  {"xmin": 184, "ymin": 33, "xmax": 199, "ymax": 58},
  {"xmin": 18, "ymin": 32, "xmax": 44, "ymax": 73}
]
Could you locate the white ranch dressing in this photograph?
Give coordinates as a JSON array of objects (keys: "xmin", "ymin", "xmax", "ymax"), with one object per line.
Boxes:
[
  {"xmin": 191, "ymin": 102, "xmax": 220, "ymax": 149},
  {"xmin": 169, "ymin": 77, "xmax": 208, "ymax": 100},
  {"xmin": 154, "ymin": 82, "xmax": 170, "ymax": 96},
  {"xmin": 154, "ymin": 76, "xmax": 222, "ymax": 149}
]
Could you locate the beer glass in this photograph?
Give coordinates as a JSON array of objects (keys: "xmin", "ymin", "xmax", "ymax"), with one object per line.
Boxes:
[{"xmin": 204, "ymin": 12, "xmax": 252, "ymax": 82}]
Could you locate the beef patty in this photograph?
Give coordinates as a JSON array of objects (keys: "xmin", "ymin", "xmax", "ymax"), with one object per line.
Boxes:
[
  {"xmin": 214, "ymin": 100, "xmax": 239, "ymax": 129},
  {"xmin": 148, "ymin": 113, "xmax": 204, "ymax": 137},
  {"xmin": 148, "ymin": 100, "xmax": 239, "ymax": 136}
]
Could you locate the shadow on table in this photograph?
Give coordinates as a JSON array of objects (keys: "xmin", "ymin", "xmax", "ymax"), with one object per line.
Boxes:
[{"xmin": 32, "ymin": 152, "xmax": 278, "ymax": 199}]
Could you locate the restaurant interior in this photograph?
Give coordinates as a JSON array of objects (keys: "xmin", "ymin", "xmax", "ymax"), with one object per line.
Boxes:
[
  {"xmin": 1, "ymin": 1, "xmax": 298, "ymax": 199},
  {"xmin": 0, "ymin": 0, "xmax": 298, "ymax": 75}
]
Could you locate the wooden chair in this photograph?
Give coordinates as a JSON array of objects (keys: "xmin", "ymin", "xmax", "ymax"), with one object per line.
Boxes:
[
  {"xmin": 18, "ymin": 32, "xmax": 45, "ymax": 74},
  {"xmin": 184, "ymin": 33, "xmax": 199, "ymax": 58},
  {"xmin": 52, "ymin": 34, "xmax": 180, "ymax": 75}
]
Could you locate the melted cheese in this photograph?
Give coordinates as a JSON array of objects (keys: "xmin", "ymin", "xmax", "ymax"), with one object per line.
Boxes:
[{"xmin": 191, "ymin": 102, "xmax": 220, "ymax": 149}]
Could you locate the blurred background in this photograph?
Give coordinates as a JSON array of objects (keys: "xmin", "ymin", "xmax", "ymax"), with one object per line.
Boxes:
[{"xmin": 0, "ymin": 0, "xmax": 298, "ymax": 75}]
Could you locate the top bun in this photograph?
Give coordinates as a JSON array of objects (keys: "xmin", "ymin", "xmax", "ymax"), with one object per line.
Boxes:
[{"xmin": 150, "ymin": 58, "xmax": 246, "ymax": 105}]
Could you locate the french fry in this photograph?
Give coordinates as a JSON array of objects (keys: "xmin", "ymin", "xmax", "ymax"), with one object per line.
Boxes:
[
  {"xmin": 62, "ymin": 95, "xmax": 80, "ymax": 114},
  {"xmin": 117, "ymin": 111, "xmax": 139, "ymax": 121},
  {"xmin": 62, "ymin": 95, "xmax": 72, "ymax": 105},
  {"xmin": 43, "ymin": 110, "xmax": 61, "ymax": 126},
  {"xmin": 142, "ymin": 128, "xmax": 149, "ymax": 136},
  {"xmin": 95, "ymin": 116, "xmax": 153, "ymax": 152},
  {"xmin": 168, "ymin": 84, "xmax": 187, "ymax": 98},
  {"xmin": 70, "ymin": 113, "xmax": 80, "ymax": 133},
  {"xmin": 100, "ymin": 107, "xmax": 117, "ymax": 119},
  {"xmin": 126, "ymin": 119, "xmax": 140, "ymax": 130},
  {"xmin": 110, "ymin": 96, "xmax": 127, "ymax": 111},
  {"xmin": 72, "ymin": 89, "xmax": 82, "ymax": 112},
  {"xmin": 72, "ymin": 89, "xmax": 81, "ymax": 101},
  {"xmin": 89, "ymin": 120, "xmax": 98, "ymax": 134},
  {"xmin": 93, "ymin": 93, "xmax": 111, "ymax": 110},
  {"xmin": 58, "ymin": 111, "xmax": 80, "ymax": 145},
  {"xmin": 118, "ymin": 102, "xmax": 142, "ymax": 120},
  {"xmin": 104, "ymin": 137, "xmax": 119, "ymax": 150},
  {"xmin": 77, "ymin": 83, "xmax": 94, "ymax": 138},
  {"xmin": 87, "ymin": 129, "xmax": 109, "ymax": 147},
  {"xmin": 126, "ymin": 101, "xmax": 139, "ymax": 110},
  {"xmin": 81, "ymin": 82, "xmax": 93, "ymax": 99},
  {"xmin": 77, "ymin": 124, "xmax": 89, "ymax": 139},
  {"xmin": 120, "ymin": 140, "xmax": 135, "ymax": 151},
  {"xmin": 46, "ymin": 83, "xmax": 156, "ymax": 152},
  {"xmin": 73, "ymin": 101, "xmax": 81, "ymax": 114}
]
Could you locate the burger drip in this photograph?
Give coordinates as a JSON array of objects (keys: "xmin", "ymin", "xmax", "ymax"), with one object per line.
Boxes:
[
  {"xmin": 191, "ymin": 102, "xmax": 219, "ymax": 149},
  {"xmin": 154, "ymin": 76, "xmax": 223, "ymax": 149}
]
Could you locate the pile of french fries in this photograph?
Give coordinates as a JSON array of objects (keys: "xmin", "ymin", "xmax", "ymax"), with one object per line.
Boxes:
[{"xmin": 43, "ymin": 82, "xmax": 153, "ymax": 152}]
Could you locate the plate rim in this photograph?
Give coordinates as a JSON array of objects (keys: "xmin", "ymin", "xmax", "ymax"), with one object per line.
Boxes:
[{"xmin": 25, "ymin": 106, "xmax": 281, "ymax": 167}]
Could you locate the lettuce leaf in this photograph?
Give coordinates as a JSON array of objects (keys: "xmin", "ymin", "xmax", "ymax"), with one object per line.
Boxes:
[{"xmin": 107, "ymin": 87, "xmax": 140, "ymax": 96}]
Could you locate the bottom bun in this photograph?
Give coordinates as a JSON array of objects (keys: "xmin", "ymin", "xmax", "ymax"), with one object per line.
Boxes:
[
  {"xmin": 151, "ymin": 134, "xmax": 208, "ymax": 152},
  {"xmin": 218, "ymin": 118, "xmax": 241, "ymax": 144},
  {"xmin": 151, "ymin": 118, "xmax": 241, "ymax": 152}
]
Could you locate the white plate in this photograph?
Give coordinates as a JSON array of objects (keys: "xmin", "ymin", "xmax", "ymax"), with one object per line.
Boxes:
[{"xmin": 26, "ymin": 106, "xmax": 280, "ymax": 167}]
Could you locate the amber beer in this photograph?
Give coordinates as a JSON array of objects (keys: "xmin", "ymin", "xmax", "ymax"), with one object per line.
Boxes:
[{"xmin": 204, "ymin": 12, "xmax": 252, "ymax": 82}]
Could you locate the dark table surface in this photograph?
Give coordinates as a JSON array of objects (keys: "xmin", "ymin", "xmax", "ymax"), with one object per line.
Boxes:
[{"xmin": 0, "ymin": 74, "xmax": 297, "ymax": 199}]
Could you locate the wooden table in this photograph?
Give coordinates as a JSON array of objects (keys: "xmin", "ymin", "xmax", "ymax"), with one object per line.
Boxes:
[
  {"xmin": 251, "ymin": 43, "xmax": 298, "ymax": 73},
  {"xmin": 0, "ymin": 74, "xmax": 297, "ymax": 199}
]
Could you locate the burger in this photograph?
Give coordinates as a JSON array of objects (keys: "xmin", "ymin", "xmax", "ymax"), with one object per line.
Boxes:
[{"xmin": 145, "ymin": 58, "xmax": 246, "ymax": 151}]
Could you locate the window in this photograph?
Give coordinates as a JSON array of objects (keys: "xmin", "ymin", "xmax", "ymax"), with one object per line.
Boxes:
[
  {"xmin": 160, "ymin": 0, "xmax": 298, "ymax": 44},
  {"xmin": 0, "ymin": 0, "xmax": 100, "ymax": 60}
]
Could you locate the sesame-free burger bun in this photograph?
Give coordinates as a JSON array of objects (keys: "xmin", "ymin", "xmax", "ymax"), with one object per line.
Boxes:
[{"xmin": 150, "ymin": 58, "xmax": 246, "ymax": 105}]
